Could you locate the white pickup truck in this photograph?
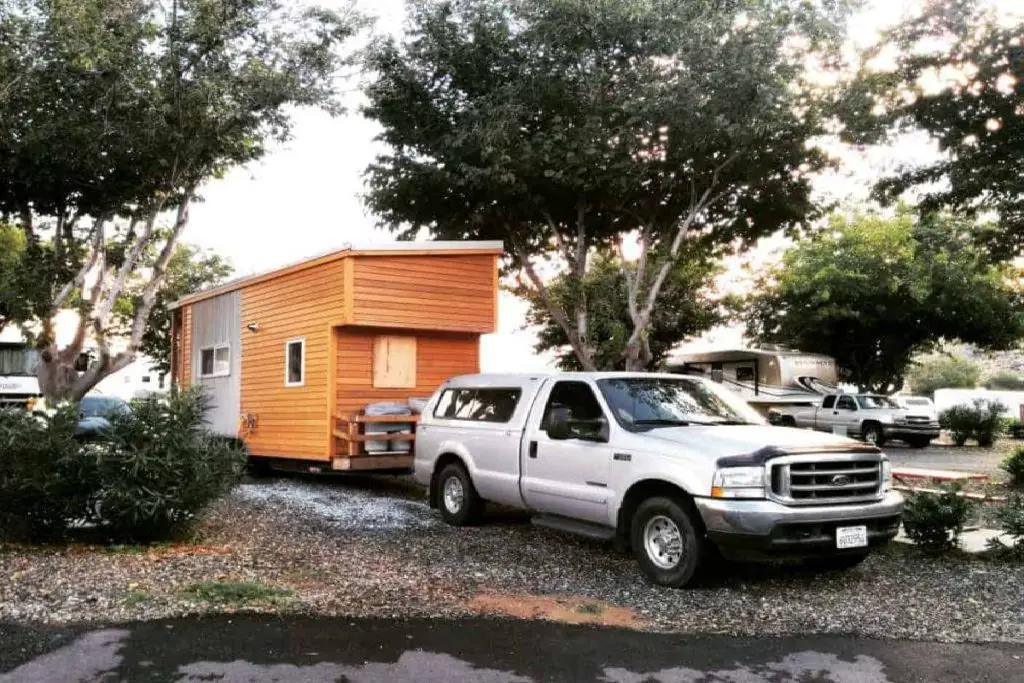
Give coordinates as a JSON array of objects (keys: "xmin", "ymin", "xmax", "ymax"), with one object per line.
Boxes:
[
  {"xmin": 413, "ymin": 372, "xmax": 902, "ymax": 588},
  {"xmin": 771, "ymin": 393, "xmax": 940, "ymax": 448}
]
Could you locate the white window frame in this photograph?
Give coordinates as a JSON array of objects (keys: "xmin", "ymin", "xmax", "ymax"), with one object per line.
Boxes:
[
  {"xmin": 198, "ymin": 343, "xmax": 231, "ymax": 379},
  {"xmin": 284, "ymin": 337, "xmax": 305, "ymax": 388}
]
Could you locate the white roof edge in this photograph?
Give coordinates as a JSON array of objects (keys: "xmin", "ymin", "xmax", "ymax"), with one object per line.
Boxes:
[{"xmin": 170, "ymin": 240, "xmax": 504, "ymax": 309}]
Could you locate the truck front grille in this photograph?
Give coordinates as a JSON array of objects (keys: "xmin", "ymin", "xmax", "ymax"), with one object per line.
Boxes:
[{"xmin": 770, "ymin": 455, "xmax": 882, "ymax": 506}]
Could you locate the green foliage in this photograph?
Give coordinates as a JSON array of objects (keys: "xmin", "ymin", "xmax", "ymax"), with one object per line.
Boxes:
[
  {"xmin": 745, "ymin": 209, "xmax": 1024, "ymax": 393},
  {"xmin": 0, "ymin": 388, "xmax": 245, "ymax": 544},
  {"xmin": 985, "ymin": 371, "xmax": 1024, "ymax": 391},
  {"xmin": 0, "ymin": 406, "xmax": 92, "ymax": 542},
  {"xmin": 0, "ymin": 224, "xmax": 29, "ymax": 334},
  {"xmin": 939, "ymin": 399, "xmax": 1007, "ymax": 447},
  {"xmin": 183, "ymin": 581, "xmax": 293, "ymax": 607},
  {"xmin": 363, "ymin": 0, "xmax": 850, "ymax": 370},
  {"xmin": 907, "ymin": 356, "xmax": 981, "ymax": 398},
  {"xmin": 519, "ymin": 251, "xmax": 723, "ymax": 370},
  {"xmin": 842, "ymin": 0, "xmax": 1024, "ymax": 258},
  {"xmin": 987, "ymin": 493, "xmax": 1024, "ymax": 560},
  {"xmin": 1001, "ymin": 447, "xmax": 1024, "ymax": 487},
  {"xmin": 902, "ymin": 486, "xmax": 973, "ymax": 554}
]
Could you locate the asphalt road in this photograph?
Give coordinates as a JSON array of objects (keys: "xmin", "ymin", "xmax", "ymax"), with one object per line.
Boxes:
[{"xmin": 2, "ymin": 616, "xmax": 1022, "ymax": 683}]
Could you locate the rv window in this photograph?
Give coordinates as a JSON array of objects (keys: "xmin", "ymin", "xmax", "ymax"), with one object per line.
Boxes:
[
  {"xmin": 433, "ymin": 388, "xmax": 522, "ymax": 423},
  {"xmin": 822, "ymin": 395, "xmax": 836, "ymax": 409},
  {"xmin": 285, "ymin": 338, "xmax": 305, "ymax": 387},
  {"xmin": 199, "ymin": 345, "xmax": 230, "ymax": 378}
]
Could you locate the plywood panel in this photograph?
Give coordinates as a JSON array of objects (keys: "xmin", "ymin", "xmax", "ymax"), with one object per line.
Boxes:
[
  {"xmin": 334, "ymin": 328, "xmax": 480, "ymax": 455},
  {"xmin": 241, "ymin": 259, "xmax": 345, "ymax": 460},
  {"xmin": 351, "ymin": 254, "xmax": 497, "ymax": 333},
  {"xmin": 373, "ymin": 336, "xmax": 417, "ymax": 388}
]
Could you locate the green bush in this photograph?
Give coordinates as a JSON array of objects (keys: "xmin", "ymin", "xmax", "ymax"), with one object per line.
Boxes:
[
  {"xmin": 907, "ymin": 356, "xmax": 981, "ymax": 398},
  {"xmin": 987, "ymin": 493, "xmax": 1024, "ymax": 559},
  {"xmin": 938, "ymin": 399, "xmax": 1007, "ymax": 447},
  {"xmin": 984, "ymin": 371, "xmax": 1024, "ymax": 391},
  {"xmin": 1001, "ymin": 447, "xmax": 1024, "ymax": 487},
  {"xmin": 901, "ymin": 485, "xmax": 973, "ymax": 553},
  {"xmin": 0, "ymin": 406, "xmax": 93, "ymax": 542},
  {"xmin": 0, "ymin": 388, "xmax": 245, "ymax": 544}
]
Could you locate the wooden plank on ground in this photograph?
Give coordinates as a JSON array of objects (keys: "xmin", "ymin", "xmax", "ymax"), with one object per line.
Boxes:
[
  {"xmin": 332, "ymin": 454, "xmax": 414, "ymax": 471},
  {"xmin": 892, "ymin": 467, "xmax": 988, "ymax": 482}
]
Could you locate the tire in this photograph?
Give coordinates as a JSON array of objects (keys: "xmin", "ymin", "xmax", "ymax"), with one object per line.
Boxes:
[
  {"xmin": 630, "ymin": 496, "xmax": 707, "ymax": 588},
  {"xmin": 862, "ymin": 423, "xmax": 885, "ymax": 447},
  {"xmin": 781, "ymin": 416, "xmax": 797, "ymax": 427},
  {"xmin": 436, "ymin": 463, "xmax": 483, "ymax": 526},
  {"xmin": 906, "ymin": 437, "xmax": 931, "ymax": 449},
  {"xmin": 247, "ymin": 456, "xmax": 274, "ymax": 478},
  {"xmin": 804, "ymin": 552, "xmax": 869, "ymax": 572}
]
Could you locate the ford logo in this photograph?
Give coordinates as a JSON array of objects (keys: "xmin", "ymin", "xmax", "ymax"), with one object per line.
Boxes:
[{"xmin": 831, "ymin": 474, "xmax": 852, "ymax": 486}]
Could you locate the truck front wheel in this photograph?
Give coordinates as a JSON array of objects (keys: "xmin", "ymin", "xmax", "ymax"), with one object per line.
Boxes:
[
  {"xmin": 436, "ymin": 462, "xmax": 484, "ymax": 526},
  {"xmin": 630, "ymin": 496, "xmax": 706, "ymax": 588},
  {"xmin": 862, "ymin": 423, "xmax": 885, "ymax": 446}
]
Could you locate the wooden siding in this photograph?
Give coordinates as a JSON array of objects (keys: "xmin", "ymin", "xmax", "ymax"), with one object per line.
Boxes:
[
  {"xmin": 241, "ymin": 260, "xmax": 345, "ymax": 459},
  {"xmin": 350, "ymin": 254, "xmax": 497, "ymax": 333},
  {"xmin": 180, "ymin": 305, "xmax": 192, "ymax": 389},
  {"xmin": 334, "ymin": 328, "xmax": 480, "ymax": 455}
]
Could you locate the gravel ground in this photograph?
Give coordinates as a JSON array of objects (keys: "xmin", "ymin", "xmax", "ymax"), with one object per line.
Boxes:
[
  {"xmin": 3, "ymin": 474, "xmax": 1024, "ymax": 643},
  {"xmin": 886, "ymin": 439, "xmax": 1017, "ymax": 478}
]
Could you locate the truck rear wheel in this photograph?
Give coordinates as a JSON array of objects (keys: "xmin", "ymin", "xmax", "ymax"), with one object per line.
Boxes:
[
  {"xmin": 630, "ymin": 496, "xmax": 706, "ymax": 588},
  {"xmin": 436, "ymin": 462, "xmax": 483, "ymax": 526}
]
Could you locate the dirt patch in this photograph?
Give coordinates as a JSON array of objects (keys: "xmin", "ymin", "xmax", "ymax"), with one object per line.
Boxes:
[{"xmin": 468, "ymin": 593, "xmax": 646, "ymax": 629}]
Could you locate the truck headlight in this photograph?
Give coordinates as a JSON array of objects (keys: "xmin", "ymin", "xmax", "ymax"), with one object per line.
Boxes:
[
  {"xmin": 711, "ymin": 467, "xmax": 766, "ymax": 499},
  {"xmin": 881, "ymin": 458, "xmax": 893, "ymax": 492}
]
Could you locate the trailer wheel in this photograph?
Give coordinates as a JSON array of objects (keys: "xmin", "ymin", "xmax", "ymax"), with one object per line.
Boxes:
[{"xmin": 437, "ymin": 462, "xmax": 483, "ymax": 526}]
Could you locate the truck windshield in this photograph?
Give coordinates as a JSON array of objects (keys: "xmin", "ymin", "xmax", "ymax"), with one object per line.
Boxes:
[
  {"xmin": 857, "ymin": 395, "xmax": 899, "ymax": 409},
  {"xmin": 0, "ymin": 345, "xmax": 39, "ymax": 376},
  {"xmin": 597, "ymin": 376, "xmax": 765, "ymax": 430}
]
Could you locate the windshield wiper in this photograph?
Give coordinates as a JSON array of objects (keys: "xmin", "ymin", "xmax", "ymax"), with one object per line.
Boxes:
[{"xmin": 633, "ymin": 419, "xmax": 691, "ymax": 427}]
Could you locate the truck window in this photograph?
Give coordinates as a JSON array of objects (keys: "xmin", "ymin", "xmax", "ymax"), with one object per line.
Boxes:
[
  {"xmin": 822, "ymin": 396, "xmax": 836, "ymax": 409},
  {"xmin": 433, "ymin": 388, "xmax": 522, "ymax": 423},
  {"xmin": 540, "ymin": 381, "xmax": 604, "ymax": 431},
  {"xmin": 836, "ymin": 395, "xmax": 856, "ymax": 410}
]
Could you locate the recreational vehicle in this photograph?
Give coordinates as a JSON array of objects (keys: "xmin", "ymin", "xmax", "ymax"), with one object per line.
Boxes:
[
  {"xmin": 667, "ymin": 348, "xmax": 838, "ymax": 415},
  {"xmin": 169, "ymin": 241, "xmax": 502, "ymax": 473},
  {"xmin": 0, "ymin": 340, "xmax": 41, "ymax": 410}
]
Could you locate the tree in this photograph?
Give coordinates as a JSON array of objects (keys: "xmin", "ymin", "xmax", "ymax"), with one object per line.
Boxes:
[
  {"xmin": 363, "ymin": 0, "xmax": 851, "ymax": 371},
  {"xmin": 0, "ymin": 224, "xmax": 27, "ymax": 334},
  {"xmin": 114, "ymin": 244, "xmax": 233, "ymax": 377},
  {"xmin": 745, "ymin": 209, "xmax": 1024, "ymax": 393},
  {"xmin": 519, "ymin": 249, "xmax": 723, "ymax": 371},
  {"xmin": 842, "ymin": 0, "xmax": 1024, "ymax": 258},
  {"xmin": 0, "ymin": 0, "xmax": 362, "ymax": 401},
  {"xmin": 907, "ymin": 356, "xmax": 981, "ymax": 398},
  {"xmin": 985, "ymin": 371, "xmax": 1024, "ymax": 392}
]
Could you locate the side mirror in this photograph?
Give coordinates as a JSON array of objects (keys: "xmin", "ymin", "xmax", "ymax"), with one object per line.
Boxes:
[
  {"xmin": 548, "ymin": 408, "xmax": 610, "ymax": 443},
  {"xmin": 547, "ymin": 407, "xmax": 574, "ymax": 440}
]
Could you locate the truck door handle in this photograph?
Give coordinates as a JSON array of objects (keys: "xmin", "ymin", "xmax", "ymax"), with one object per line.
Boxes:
[
  {"xmin": 833, "ymin": 411, "xmax": 839, "ymax": 415},
  {"xmin": 528, "ymin": 441, "xmax": 538, "ymax": 458}
]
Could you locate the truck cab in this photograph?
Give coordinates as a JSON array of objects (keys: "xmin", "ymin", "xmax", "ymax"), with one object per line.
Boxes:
[
  {"xmin": 774, "ymin": 392, "xmax": 940, "ymax": 448},
  {"xmin": 414, "ymin": 372, "xmax": 902, "ymax": 588}
]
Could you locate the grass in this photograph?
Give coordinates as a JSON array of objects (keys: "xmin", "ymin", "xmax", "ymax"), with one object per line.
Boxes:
[
  {"xmin": 182, "ymin": 580, "xmax": 294, "ymax": 607},
  {"xmin": 575, "ymin": 602, "xmax": 604, "ymax": 616},
  {"xmin": 123, "ymin": 590, "xmax": 150, "ymax": 607}
]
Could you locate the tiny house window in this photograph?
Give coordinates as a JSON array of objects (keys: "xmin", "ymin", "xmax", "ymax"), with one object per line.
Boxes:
[
  {"xmin": 373, "ymin": 335, "xmax": 417, "ymax": 388},
  {"xmin": 285, "ymin": 338, "xmax": 305, "ymax": 387},
  {"xmin": 199, "ymin": 345, "xmax": 230, "ymax": 378}
]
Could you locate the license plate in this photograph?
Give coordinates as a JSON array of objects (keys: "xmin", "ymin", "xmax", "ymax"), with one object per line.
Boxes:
[{"xmin": 836, "ymin": 525, "xmax": 868, "ymax": 549}]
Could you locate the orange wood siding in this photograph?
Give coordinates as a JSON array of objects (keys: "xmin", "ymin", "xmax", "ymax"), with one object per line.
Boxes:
[
  {"xmin": 180, "ymin": 305, "xmax": 192, "ymax": 389},
  {"xmin": 241, "ymin": 260, "xmax": 345, "ymax": 460},
  {"xmin": 334, "ymin": 328, "xmax": 480, "ymax": 454},
  {"xmin": 350, "ymin": 254, "xmax": 497, "ymax": 333}
]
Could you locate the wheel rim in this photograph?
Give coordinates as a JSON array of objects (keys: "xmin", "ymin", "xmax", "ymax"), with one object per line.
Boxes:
[
  {"xmin": 443, "ymin": 476, "xmax": 465, "ymax": 514},
  {"xmin": 643, "ymin": 515, "xmax": 684, "ymax": 570},
  {"xmin": 865, "ymin": 428, "xmax": 878, "ymax": 445}
]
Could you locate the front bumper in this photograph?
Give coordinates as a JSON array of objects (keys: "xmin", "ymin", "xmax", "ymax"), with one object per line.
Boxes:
[
  {"xmin": 695, "ymin": 490, "xmax": 904, "ymax": 560},
  {"xmin": 883, "ymin": 424, "xmax": 940, "ymax": 439}
]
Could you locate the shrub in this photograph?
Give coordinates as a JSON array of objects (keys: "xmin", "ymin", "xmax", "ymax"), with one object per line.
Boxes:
[
  {"xmin": 901, "ymin": 485, "xmax": 973, "ymax": 554},
  {"xmin": 984, "ymin": 371, "xmax": 1024, "ymax": 391},
  {"xmin": 986, "ymin": 493, "xmax": 1024, "ymax": 559},
  {"xmin": 938, "ymin": 399, "xmax": 1007, "ymax": 447},
  {"xmin": 93, "ymin": 389, "xmax": 247, "ymax": 542},
  {"xmin": 1001, "ymin": 447, "xmax": 1024, "ymax": 487},
  {"xmin": 0, "ymin": 406, "xmax": 93, "ymax": 542},
  {"xmin": 907, "ymin": 355, "xmax": 981, "ymax": 398}
]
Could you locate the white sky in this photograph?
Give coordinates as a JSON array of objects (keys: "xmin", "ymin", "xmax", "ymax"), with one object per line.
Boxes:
[{"xmin": 181, "ymin": 0, "xmax": 1020, "ymax": 372}]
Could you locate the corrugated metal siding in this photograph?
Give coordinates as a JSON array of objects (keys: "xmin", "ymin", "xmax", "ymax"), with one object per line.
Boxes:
[
  {"xmin": 240, "ymin": 260, "xmax": 345, "ymax": 459},
  {"xmin": 351, "ymin": 254, "xmax": 497, "ymax": 333},
  {"xmin": 190, "ymin": 291, "xmax": 241, "ymax": 437}
]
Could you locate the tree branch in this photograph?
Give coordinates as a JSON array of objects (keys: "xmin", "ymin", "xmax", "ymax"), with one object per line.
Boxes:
[
  {"xmin": 53, "ymin": 215, "xmax": 109, "ymax": 311},
  {"xmin": 96, "ymin": 200, "xmax": 165, "ymax": 327}
]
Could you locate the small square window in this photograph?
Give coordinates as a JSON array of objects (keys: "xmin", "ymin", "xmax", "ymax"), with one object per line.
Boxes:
[
  {"xmin": 199, "ymin": 345, "xmax": 230, "ymax": 378},
  {"xmin": 285, "ymin": 339, "xmax": 305, "ymax": 387}
]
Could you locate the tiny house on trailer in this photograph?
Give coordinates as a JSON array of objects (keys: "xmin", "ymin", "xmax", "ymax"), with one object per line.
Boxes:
[{"xmin": 168, "ymin": 241, "xmax": 502, "ymax": 472}]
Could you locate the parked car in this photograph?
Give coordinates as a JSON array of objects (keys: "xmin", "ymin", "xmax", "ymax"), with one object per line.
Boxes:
[
  {"xmin": 894, "ymin": 395, "xmax": 938, "ymax": 420},
  {"xmin": 75, "ymin": 394, "xmax": 130, "ymax": 438},
  {"xmin": 413, "ymin": 372, "xmax": 902, "ymax": 588},
  {"xmin": 773, "ymin": 392, "xmax": 940, "ymax": 448}
]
